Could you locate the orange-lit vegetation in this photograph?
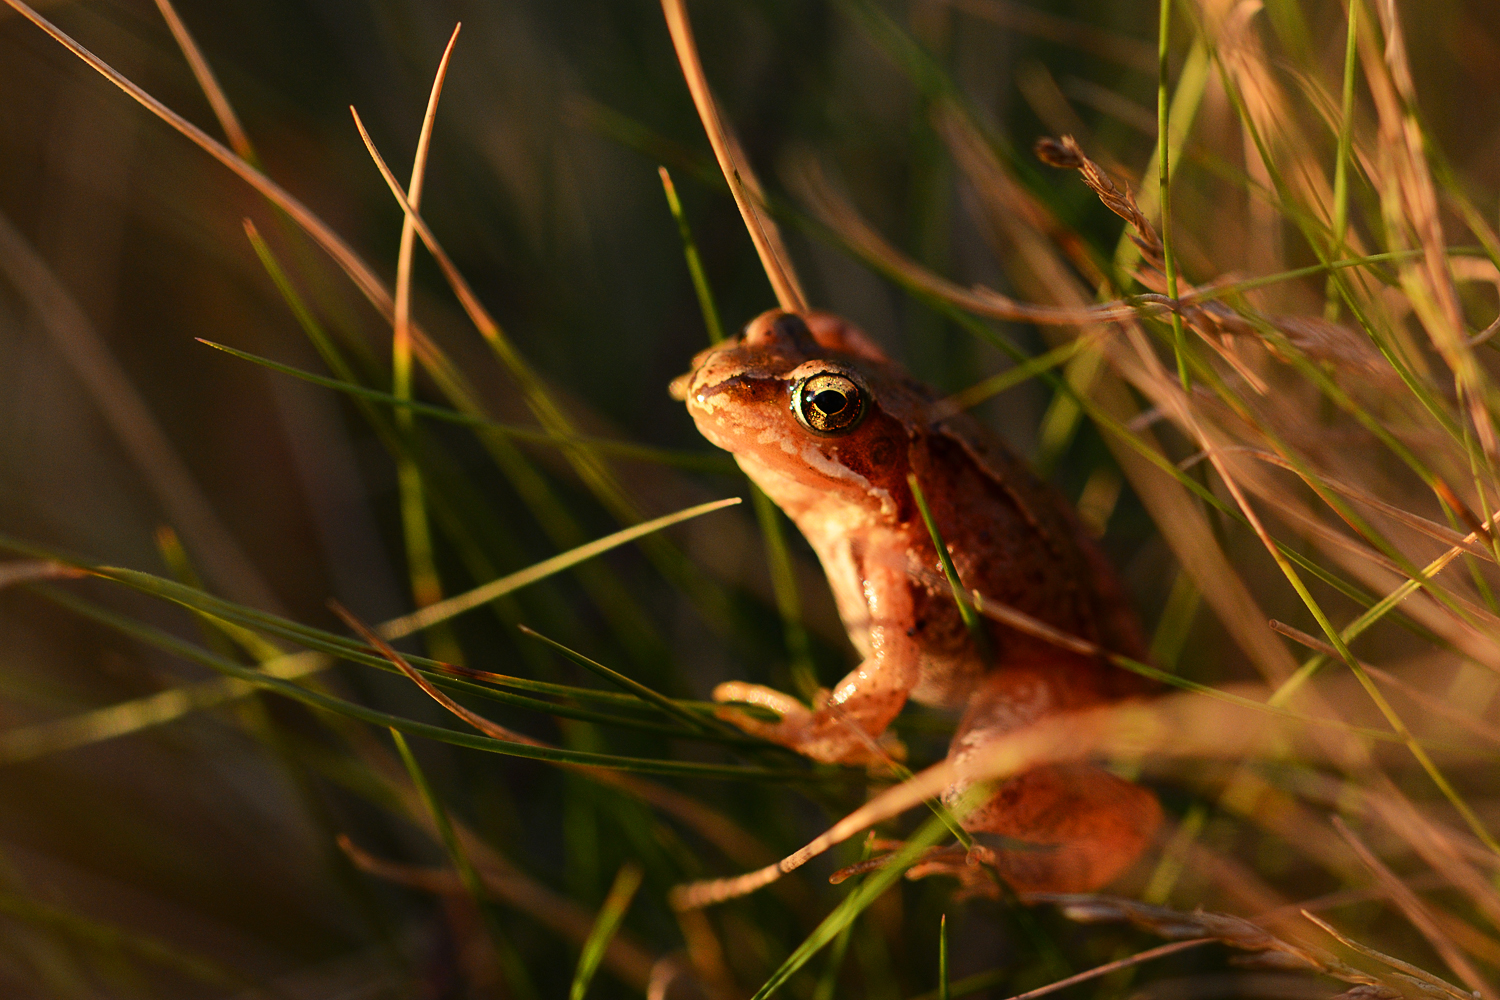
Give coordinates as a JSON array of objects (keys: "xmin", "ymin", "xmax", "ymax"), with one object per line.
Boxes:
[{"xmin": 3, "ymin": 0, "xmax": 1500, "ymax": 998}]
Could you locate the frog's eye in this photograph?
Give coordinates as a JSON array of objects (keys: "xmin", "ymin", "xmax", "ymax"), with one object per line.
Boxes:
[{"xmin": 792, "ymin": 372, "xmax": 867, "ymax": 435}]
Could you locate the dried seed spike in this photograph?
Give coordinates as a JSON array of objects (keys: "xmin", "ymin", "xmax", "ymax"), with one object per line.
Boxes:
[
  {"xmin": 1036, "ymin": 135, "xmax": 1165, "ymax": 269},
  {"xmin": 1303, "ymin": 910, "xmax": 1476, "ymax": 1000}
]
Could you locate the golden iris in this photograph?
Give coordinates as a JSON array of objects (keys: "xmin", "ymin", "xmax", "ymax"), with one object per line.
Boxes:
[{"xmin": 792, "ymin": 372, "xmax": 866, "ymax": 434}]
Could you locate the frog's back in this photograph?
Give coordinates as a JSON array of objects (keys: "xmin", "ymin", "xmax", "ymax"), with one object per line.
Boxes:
[
  {"xmin": 930, "ymin": 406, "xmax": 1148, "ymax": 661},
  {"xmin": 868, "ymin": 366, "xmax": 1150, "ymax": 707}
]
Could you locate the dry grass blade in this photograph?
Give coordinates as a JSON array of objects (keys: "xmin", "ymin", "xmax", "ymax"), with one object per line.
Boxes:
[
  {"xmin": 395, "ymin": 23, "xmax": 460, "ymax": 356},
  {"xmin": 983, "ymin": 939, "xmax": 1215, "ymax": 1000},
  {"xmin": 1035, "ymin": 135, "xmax": 1164, "ymax": 269},
  {"xmin": 0, "ymin": 209, "xmax": 281, "ymax": 613},
  {"xmin": 347, "ymin": 100, "xmax": 669, "ymax": 559},
  {"xmin": 1269, "ymin": 621, "xmax": 1500, "ymax": 750},
  {"xmin": 1330, "ymin": 817, "xmax": 1496, "ymax": 999},
  {"xmin": 1366, "ymin": 2, "xmax": 1483, "ymax": 451},
  {"xmin": 390, "ymin": 24, "xmax": 461, "ymax": 640},
  {"xmin": 1363, "ymin": 788, "xmax": 1500, "ymax": 950},
  {"xmin": 1033, "ymin": 894, "xmax": 1326, "ymax": 966},
  {"xmin": 333, "ymin": 600, "xmax": 542, "ymax": 748},
  {"xmin": 151, "ymin": 0, "xmax": 252, "ymax": 159},
  {"xmin": 1303, "ymin": 910, "xmax": 1475, "ymax": 1000},
  {"xmin": 788, "ymin": 154, "xmax": 1165, "ymax": 325},
  {"xmin": 1030, "ymin": 893, "xmax": 1454, "ymax": 999},
  {"xmin": 0, "ymin": 0, "xmax": 405, "ymax": 322},
  {"xmin": 1240, "ymin": 450, "xmax": 1493, "ymax": 562},
  {"xmin": 0, "ymin": 561, "xmax": 86, "ymax": 590},
  {"xmin": 658, "ymin": 0, "xmax": 806, "ymax": 312}
]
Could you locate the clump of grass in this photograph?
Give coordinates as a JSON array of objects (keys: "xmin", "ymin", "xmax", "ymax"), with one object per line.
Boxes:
[{"xmin": 2, "ymin": 0, "xmax": 1500, "ymax": 997}]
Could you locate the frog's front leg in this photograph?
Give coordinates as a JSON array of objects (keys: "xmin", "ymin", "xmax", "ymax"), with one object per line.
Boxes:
[{"xmin": 715, "ymin": 557, "xmax": 919, "ymax": 765}]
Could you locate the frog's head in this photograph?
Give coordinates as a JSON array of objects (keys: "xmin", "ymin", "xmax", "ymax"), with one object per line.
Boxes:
[{"xmin": 671, "ymin": 310, "xmax": 912, "ymax": 512}]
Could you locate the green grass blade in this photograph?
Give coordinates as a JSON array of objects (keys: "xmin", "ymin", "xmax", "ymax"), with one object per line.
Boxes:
[
  {"xmin": 938, "ymin": 913, "xmax": 950, "ymax": 1000},
  {"xmin": 27, "ymin": 572, "xmax": 721, "ymax": 714},
  {"xmin": 519, "ymin": 626, "xmax": 739, "ymax": 738},
  {"xmin": 1325, "ymin": 0, "xmax": 1362, "ymax": 319},
  {"xmin": 19, "ymin": 586, "xmax": 816, "ymax": 780},
  {"xmin": 1157, "ymin": 0, "xmax": 1189, "ymax": 391},
  {"xmin": 749, "ymin": 484, "xmax": 820, "ymax": 700},
  {"xmin": 196, "ymin": 338, "xmax": 732, "ymax": 472},
  {"xmin": 750, "ymin": 801, "xmax": 967, "ymax": 1000},
  {"xmin": 382, "ymin": 497, "xmax": 742, "ymax": 636},
  {"xmin": 942, "ymin": 340, "xmax": 1084, "ymax": 413},
  {"xmin": 569, "ymin": 862, "xmax": 644, "ymax": 1000},
  {"xmin": 392, "ymin": 728, "xmax": 538, "ymax": 1000},
  {"xmin": 907, "ymin": 473, "xmax": 992, "ymax": 664},
  {"xmin": 0, "ymin": 890, "xmax": 280, "ymax": 998},
  {"xmin": 660, "ymin": 166, "xmax": 724, "ymax": 344}
]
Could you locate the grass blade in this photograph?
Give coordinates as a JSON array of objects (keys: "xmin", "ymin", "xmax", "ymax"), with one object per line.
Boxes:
[
  {"xmin": 569, "ymin": 863, "xmax": 644, "ymax": 1000},
  {"xmin": 750, "ymin": 803, "xmax": 965, "ymax": 1000},
  {"xmin": 382, "ymin": 497, "xmax": 742, "ymax": 637},
  {"xmin": 392, "ymin": 728, "xmax": 538, "ymax": 1000}
]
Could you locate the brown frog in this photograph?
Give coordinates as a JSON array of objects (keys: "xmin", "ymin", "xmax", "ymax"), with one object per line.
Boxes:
[{"xmin": 671, "ymin": 309, "xmax": 1161, "ymax": 894}]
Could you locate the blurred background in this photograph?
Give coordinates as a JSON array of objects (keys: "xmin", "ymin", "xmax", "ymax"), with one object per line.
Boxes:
[{"xmin": 3, "ymin": 0, "xmax": 1500, "ymax": 997}]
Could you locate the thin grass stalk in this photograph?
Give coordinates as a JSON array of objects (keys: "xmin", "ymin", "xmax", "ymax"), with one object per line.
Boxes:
[
  {"xmin": 907, "ymin": 473, "xmax": 991, "ymax": 663},
  {"xmin": 659, "ymin": 166, "xmax": 724, "ymax": 344},
  {"xmin": 658, "ymin": 164, "xmax": 819, "ymax": 700},
  {"xmin": 3, "ymin": 0, "xmax": 692, "ymax": 670},
  {"xmin": 392, "ymin": 26, "xmax": 462, "ymax": 662},
  {"xmin": 657, "ymin": 0, "xmax": 807, "ymax": 312},
  {"xmin": 198, "ymin": 340, "xmax": 729, "ymax": 470},
  {"xmin": 569, "ymin": 863, "xmax": 643, "ymax": 1000},
  {"xmin": 347, "ymin": 107, "xmax": 738, "ymax": 637},
  {"xmin": 938, "ymin": 914, "xmax": 949, "ymax": 1000},
  {"xmin": 749, "ymin": 804, "xmax": 969, "ymax": 1000},
  {"xmin": 1153, "ymin": 356, "xmax": 1500, "ymax": 850},
  {"xmin": 1156, "ymin": 0, "xmax": 1189, "ymax": 390},
  {"xmin": 1326, "ymin": 0, "xmax": 1362, "ymax": 320},
  {"xmin": 392, "ymin": 728, "xmax": 538, "ymax": 1000}
]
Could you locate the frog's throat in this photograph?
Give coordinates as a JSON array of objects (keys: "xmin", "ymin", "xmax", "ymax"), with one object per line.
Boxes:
[{"xmin": 733, "ymin": 446, "xmax": 896, "ymax": 522}]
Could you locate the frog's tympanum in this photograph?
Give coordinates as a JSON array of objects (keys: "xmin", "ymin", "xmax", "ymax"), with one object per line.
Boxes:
[{"xmin": 671, "ymin": 309, "xmax": 1161, "ymax": 895}]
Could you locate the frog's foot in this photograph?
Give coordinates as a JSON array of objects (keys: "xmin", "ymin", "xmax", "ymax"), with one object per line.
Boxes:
[
  {"xmin": 942, "ymin": 764, "xmax": 1163, "ymax": 894},
  {"xmin": 712, "ymin": 682, "xmax": 904, "ymax": 766},
  {"xmin": 827, "ymin": 843, "xmax": 1005, "ymax": 901}
]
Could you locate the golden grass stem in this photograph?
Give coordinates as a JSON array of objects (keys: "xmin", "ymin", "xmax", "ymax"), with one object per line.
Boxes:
[{"xmin": 658, "ymin": 0, "xmax": 807, "ymax": 312}]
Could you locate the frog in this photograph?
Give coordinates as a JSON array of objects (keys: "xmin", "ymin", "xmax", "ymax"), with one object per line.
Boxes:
[{"xmin": 670, "ymin": 308, "xmax": 1162, "ymax": 895}]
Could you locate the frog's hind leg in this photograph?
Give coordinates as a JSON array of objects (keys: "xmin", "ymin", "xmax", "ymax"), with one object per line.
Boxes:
[
  {"xmin": 931, "ymin": 664, "xmax": 1163, "ymax": 895},
  {"xmin": 933, "ymin": 763, "xmax": 1162, "ymax": 895}
]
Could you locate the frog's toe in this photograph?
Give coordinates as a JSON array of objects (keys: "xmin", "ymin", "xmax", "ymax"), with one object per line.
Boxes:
[{"xmin": 712, "ymin": 682, "xmax": 810, "ymax": 719}]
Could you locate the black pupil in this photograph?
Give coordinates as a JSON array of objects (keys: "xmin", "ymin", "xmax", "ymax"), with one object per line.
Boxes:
[{"xmin": 812, "ymin": 389, "xmax": 847, "ymax": 415}]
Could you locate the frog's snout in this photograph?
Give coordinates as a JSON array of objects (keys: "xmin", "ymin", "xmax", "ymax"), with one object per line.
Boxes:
[{"xmin": 668, "ymin": 369, "xmax": 694, "ymax": 401}]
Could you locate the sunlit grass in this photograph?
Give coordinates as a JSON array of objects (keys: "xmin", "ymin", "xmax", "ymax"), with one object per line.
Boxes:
[{"xmin": 2, "ymin": 0, "xmax": 1500, "ymax": 996}]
